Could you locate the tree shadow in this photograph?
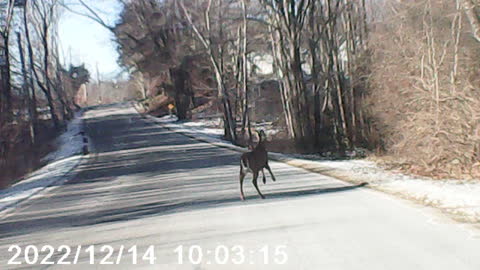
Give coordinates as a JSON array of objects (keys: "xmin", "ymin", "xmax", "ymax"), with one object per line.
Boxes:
[{"xmin": 0, "ymin": 105, "xmax": 368, "ymax": 239}]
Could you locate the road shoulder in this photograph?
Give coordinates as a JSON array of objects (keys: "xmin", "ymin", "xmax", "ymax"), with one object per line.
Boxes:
[
  {"xmin": 0, "ymin": 110, "xmax": 88, "ymax": 219},
  {"xmin": 133, "ymin": 102, "xmax": 480, "ymax": 224}
]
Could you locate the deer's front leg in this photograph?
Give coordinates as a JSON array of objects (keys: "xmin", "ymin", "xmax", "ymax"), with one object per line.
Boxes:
[
  {"xmin": 265, "ymin": 164, "xmax": 276, "ymax": 182},
  {"xmin": 261, "ymin": 169, "xmax": 266, "ymax": 184}
]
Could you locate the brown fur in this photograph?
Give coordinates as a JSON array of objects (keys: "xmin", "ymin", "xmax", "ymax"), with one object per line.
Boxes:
[{"xmin": 239, "ymin": 130, "xmax": 276, "ymax": 200}]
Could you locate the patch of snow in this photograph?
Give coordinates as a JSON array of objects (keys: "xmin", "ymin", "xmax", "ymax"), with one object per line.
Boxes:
[
  {"xmin": 0, "ymin": 111, "xmax": 85, "ymax": 214},
  {"xmin": 157, "ymin": 114, "xmax": 178, "ymax": 123},
  {"xmin": 146, "ymin": 114, "xmax": 225, "ymax": 140},
  {"xmin": 275, "ymin": 153, "xmax": 480, "ymax": 222},
  {"xmin": 42, "ymin": 112, "xmax": 84, "ymax": 163}
]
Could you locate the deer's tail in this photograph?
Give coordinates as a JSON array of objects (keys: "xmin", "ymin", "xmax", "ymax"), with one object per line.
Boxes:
[
  {"xmin": 240, "ymin": 154, "xmax": 251, "ymax": 173},
  {"xmin": 240, "ymin": 156, "xmax": 248, "ymax": 169}
]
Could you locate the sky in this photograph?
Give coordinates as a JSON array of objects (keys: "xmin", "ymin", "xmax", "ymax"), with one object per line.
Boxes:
[{"xmin": 58, "ymin": 0, "xmax": 123, "ymax": 80}]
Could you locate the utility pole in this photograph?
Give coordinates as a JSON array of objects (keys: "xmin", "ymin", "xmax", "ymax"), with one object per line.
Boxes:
[
  {"xmin": 96, "ymin": 62, "xmax": 101, "ymax": 85},
  {"xmin": 96, "ymin": 62, "xmax": 102, "ymax": 104},
  {"xmin": 68, "ymin": 46, "xmax": 72, "ymax": 67}
]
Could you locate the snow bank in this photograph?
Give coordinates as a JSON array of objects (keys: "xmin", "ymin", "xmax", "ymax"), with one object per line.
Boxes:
[
  {"xmin": 0, "ymin": 111, "xmax": 85, "ymax": 214},
  {"xmin": 150, "ymin": 114, "xmax": 225, "ymax": 138},
  {"xmin": 144, "ymin": 111, "xmax": 480, "ymax": 223}
]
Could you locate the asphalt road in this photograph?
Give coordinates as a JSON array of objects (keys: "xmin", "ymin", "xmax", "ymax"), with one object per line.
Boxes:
[{"xmin": 1, "ymin": 103, "xmax": 480, "ymax": 269}]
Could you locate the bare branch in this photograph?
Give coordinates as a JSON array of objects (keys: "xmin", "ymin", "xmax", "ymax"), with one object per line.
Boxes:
[
  {"xmin": 61, "ymin": 0, "xmax": 115, "ymax": 32},
  {"xmin": 462, "ymin": 0, "xmax": 480, "ymax": 43}
]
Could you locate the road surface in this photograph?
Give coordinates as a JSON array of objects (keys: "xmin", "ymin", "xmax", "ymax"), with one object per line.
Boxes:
[{"xmin": 1, "ymin": 103, "xmax": 480, "ymax": 269}]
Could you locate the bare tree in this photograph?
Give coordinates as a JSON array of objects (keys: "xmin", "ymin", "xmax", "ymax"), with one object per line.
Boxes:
[
  {"xmin": 0, "ymin": 0, "xmax": 15, "ymax": 120},
  {"xmin": 239, "ymin": 0, "xmax": 252, "ymax": 141},
  {"xmin": 16, "ymin": 31, "xmax": 36, "ymax": 144},
  {"xmin": 180, "ymin": 0, "xmax": 237, "ymax": 142},
  {"xmin": 262, "ymin": 0, "xmax": 314, "ymax": 146},
  {"xmin": 25, "ymin": 0, "xmax": 62, "ymax": 129},
  {"xmin": 365, "ymin": 0, "xmax": 480, "ymax": 178}
]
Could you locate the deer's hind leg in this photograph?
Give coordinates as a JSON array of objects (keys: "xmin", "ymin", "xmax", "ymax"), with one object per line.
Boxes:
[
  {"xmin": 261, "ymin": 169, "xmax": 266, "ymax": 184},
  {"xmin": 240, "ymin": 165, "xmax": 247, "ymax": 201},
  {"xmin": 252, "ymin": 172, "xmax": 265, "ymax": 199}
]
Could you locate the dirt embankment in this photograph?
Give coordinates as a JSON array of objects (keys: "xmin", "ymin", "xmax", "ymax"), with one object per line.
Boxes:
[{"xmin": 0, "ymin": 122, "xmax": 59, "ymax": 189}]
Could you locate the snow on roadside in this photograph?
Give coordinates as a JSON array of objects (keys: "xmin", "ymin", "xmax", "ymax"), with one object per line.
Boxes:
[
  {"xmin": 150, "ymin": 114, "xmax": 224, "ymax": 138},
  {"xmin": 0, "ymin": 110, "xmax": 85, "ymax": 214},
  {"xmin": 278, "ymin": 158, "xmax": 480, "ymax": 222},
  {"xmin": 145, "ymin": 112, "xmax": 480, "ymax": 223}
]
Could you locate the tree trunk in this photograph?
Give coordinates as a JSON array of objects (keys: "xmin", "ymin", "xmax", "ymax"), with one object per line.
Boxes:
[
  {"xmin": 1, "ymin": 33, "xmax": 12, "ymax": 121},
  {"xmin": 170, "ymin": 67, "xmax": 191, "ymax": 120},
  {"xmin": 462, "ymin": 0, "xmax": 480, "ymax": 43},
  {"xmin": 17, "ymin": 32, "xmax": 36, "ymax": 145},
  {"xmin": 24, "ymin": 1, "xmax": 60, "ymax": 130},
  {"xmin": 240, "ymin": 0, "xmax": 249, "ymax": 139}
]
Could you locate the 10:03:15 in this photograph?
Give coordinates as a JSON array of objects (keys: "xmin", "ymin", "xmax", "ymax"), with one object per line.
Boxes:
[{"xmin": 174, "ymin": 244, "xmax": 288, "ymax": 265}]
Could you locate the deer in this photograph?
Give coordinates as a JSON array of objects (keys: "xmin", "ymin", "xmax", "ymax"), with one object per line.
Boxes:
[{"xmin": 239, "ymin": 130, "xmax": 276, "ymax": 200}]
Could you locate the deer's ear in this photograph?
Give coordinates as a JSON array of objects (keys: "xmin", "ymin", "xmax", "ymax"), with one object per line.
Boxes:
[{"xmin": 259, "ymin": 130, "xmax": 266, "ymax": 140}]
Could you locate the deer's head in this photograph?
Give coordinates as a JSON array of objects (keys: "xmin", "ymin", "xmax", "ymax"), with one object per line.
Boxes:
[{"xmin": 256, "ymin": 130, "xmax": 266, "ymax": 143}]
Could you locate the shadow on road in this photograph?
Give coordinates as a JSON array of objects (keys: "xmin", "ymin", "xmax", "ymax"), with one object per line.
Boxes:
[{"xmin": 0, "ymin": 107, "xmax": 367, "ymax": 239}]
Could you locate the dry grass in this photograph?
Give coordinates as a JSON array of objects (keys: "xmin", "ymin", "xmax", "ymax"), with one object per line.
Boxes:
[{"xmin": 364, "ymin": 0, "xmax": 480, "ymax": 179}]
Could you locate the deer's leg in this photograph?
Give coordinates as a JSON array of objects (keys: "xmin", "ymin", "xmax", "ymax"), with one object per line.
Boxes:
[
  {"xmin": 265, "ymin": 164, "xmax": 276, "ymax": 182},
  {"xmin": 262, "ymin": 169, "xmax": 266, "ymax": 184},
  {"xmin": 252, "ymin": 172, "xmax": 265, "ymax": 199},
  {"xmin": 240, "ymin": 167, "xmax": 246, "ymax": 201}
]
